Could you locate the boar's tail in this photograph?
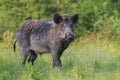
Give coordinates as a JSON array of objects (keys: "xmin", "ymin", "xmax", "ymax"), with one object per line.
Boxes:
[{"xmin": 13, "ymin": 39, "xmax": 17, "ymax": 52}]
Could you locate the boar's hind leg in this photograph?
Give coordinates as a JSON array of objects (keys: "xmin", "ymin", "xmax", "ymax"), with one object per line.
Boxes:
[
  {"xmin": 28, "ymin": 50, "xmax": 37, "ymax": 65},
  {"xmin": 21, "ymin": 48, "xmax": 29, "ymax": 66}
]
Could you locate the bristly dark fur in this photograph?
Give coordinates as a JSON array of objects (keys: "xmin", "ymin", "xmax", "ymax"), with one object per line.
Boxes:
[{"xmin": 17, "ymin": 20, "xmax": 51, "ymax": 46}]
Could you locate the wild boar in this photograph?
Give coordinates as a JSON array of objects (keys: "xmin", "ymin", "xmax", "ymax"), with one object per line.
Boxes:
[{"xmin": 13, "ymin": 13, "xmax": 79, "ymax": 68}]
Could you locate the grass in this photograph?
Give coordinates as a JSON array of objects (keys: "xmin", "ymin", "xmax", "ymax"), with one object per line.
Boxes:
[{"xmin": 0, "ymin": 38, "xmax": 120, "ymax": 80}]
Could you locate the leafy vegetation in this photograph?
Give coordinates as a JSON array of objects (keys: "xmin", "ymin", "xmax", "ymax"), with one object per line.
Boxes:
[
  {"xmin": 0, "ymin": 0, "xmax": 120, "ymax": 38},
  {"xmin": 0, "ymin": 0, "xmax": 120, "ymax": 80}
]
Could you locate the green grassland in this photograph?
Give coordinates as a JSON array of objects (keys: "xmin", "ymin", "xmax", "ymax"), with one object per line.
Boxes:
[{"xmin": 0, "ymin": 37, "xmax": 120, "ymax": 80}]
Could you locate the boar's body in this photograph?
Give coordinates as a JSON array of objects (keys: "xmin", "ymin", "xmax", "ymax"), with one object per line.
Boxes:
[{"xmin": 15, "ymin": 13, "xmax": 79, "ymax": 67}]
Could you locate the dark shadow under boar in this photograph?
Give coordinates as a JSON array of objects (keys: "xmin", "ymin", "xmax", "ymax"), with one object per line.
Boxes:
[{"xmin": 13, "ymin": 13, "xmax": 79, "ymax": 68}]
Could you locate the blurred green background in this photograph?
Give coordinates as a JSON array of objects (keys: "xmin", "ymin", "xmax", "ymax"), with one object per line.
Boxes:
[{"xmin": 0, "ymin": 0, "xmax": 120, "ymax": 41}]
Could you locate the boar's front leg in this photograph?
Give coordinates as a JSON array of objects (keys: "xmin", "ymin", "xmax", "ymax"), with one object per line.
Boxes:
[{"xmin": 51, "ymin": 50, "xmax": 62, "ymax": 68}]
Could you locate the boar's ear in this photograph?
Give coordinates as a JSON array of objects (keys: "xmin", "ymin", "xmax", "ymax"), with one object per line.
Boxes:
[
  {"xmin": 71, "ymin": 14, "xmax": 79, "ymax": 24},
  {"xmin": 53, "ymin": 13, "xmax": 62, "ymax": 24}
]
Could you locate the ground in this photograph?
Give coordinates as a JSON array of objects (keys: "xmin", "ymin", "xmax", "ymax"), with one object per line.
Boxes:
[{"xmin": 0, "ymin": 38, "xmax": 120, "ymax": 80}]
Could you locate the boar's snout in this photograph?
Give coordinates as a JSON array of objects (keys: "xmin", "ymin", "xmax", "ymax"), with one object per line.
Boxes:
[
  {"xmin": 65, "ymin": 32, "xmax": 75, "ymax": 41},
  {"xmin": 67, "ymin": 35, "xmax": 74, "ymax": 41}
]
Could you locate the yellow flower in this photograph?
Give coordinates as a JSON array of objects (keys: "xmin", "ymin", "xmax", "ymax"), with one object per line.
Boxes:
[{"xmin": 71, "ymin": 66, "xmax": 78, "ymax": 77}]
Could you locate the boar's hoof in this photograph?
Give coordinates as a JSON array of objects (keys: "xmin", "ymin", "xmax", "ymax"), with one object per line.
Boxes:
[{"xmin": 52, "ymin": 62, "xmax": 62, "ymax": 68}]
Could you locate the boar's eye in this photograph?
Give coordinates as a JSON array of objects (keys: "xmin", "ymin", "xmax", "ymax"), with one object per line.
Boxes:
[
  {"xmin": 61, "ymin": 23, "xmax": 64, "ymax": 26},
  {"xmin": 61, "ymin": 23, "xmax": 65, "ymax": 27},
  {"xmin": 69, "ymin": 23, "xmax": 73, "ymax": 27}
]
